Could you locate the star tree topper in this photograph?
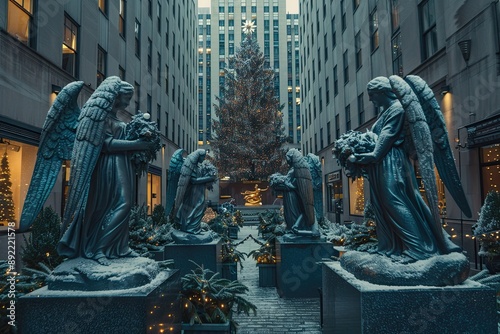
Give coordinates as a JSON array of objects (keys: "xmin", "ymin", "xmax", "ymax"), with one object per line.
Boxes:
[{"xmin": 242, "ymin": 19, "xmax": 256, "ymax": 35}]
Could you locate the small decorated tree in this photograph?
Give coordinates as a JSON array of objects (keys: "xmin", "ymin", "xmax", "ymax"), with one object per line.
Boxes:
[
  {"xmin": 473, "ymin": 191, "xmax": 500, "ymax": 257},
  {"xmin": 0, "ymin": 152, "xmax": 15, "ymax": 224}
]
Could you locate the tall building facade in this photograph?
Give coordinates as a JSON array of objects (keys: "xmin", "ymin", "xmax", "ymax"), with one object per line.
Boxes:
[
  {"xmin": 300, "ymin": 0, "xmax": 500, "ymax": 263},
  {"xmin": 197, "ymin": 0, "xmax": 301, "ymax": 151},
  {"xmin": 0, "ymin": 0, "xmax": 197, "ymax": 227}
]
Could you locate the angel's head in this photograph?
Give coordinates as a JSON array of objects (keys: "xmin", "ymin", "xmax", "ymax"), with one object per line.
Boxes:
[
  {"xmin": 114, "ymin": 80, "xmax": 134, "ymax": 109},
  {"xmin": 367, "ymin": 76, "xmax": 397, "ymax": 108},
  {"xmin": 286, "ymin": 149, "xmax": 306, "ymax": 168}
]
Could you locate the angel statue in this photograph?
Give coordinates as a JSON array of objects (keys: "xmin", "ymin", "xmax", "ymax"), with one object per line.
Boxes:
[
  {"xmin": 270, "ymin": 149, "xmax": 319, "ymax": 238},
  {"xmin": 305, "ymin": 153, "xmax": 323, "ymax": 221},
  {"xmin": 19, "ymin": 76, "xmax": 159, "ymax": 266},
  {"xmin": 338, "ymin": 75, "xmax": 472, "ymax": 286},
  {"xmin": 170, "ymin": 149, "xmax": 217, "ymax": 244}
]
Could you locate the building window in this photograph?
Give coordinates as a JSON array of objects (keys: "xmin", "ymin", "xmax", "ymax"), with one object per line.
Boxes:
[
  {"xmin": 353, "ymin": 0, "xmax": 360, "ymax": 12},
  {"xmin": 480, "ymin": 144, "xmax": 500, "ymax": 200},
  {"xmin": 98, "ymin": 0, "xmax": 107, "ymax": 15},
  {"xmin": 119, "ymin": 0, "xmax": 126, "ymax": 38},
  {"xmin": 135, "ymin": 20, "xmax": 141, "ymax": 58},
  {"xmin": 97, "ymin": 46, "xmax": 106, "ymax": 87},
  {"xmin": 370, "ymin": 8, "xmax": 379, "ymax": 52},
  {"xmin": 391, "ymin": 0, "xmax": 400, "ymax": 33},
  {"xmin": 119, "ymin": 65, "xmax": 125, "ymax": 80},
  {"xmin": 147, "ymin": 38, "xmax": 152, "ymax": 73},
  {"xmin": 358, "ymin": 93, "xmax": 365, "ymax": 125},
  {"xmin": 341, "ymin": 0, "xmax": 346, "ymax": 31},
  {"xmin": 0, "ymin": 139, "xmax": 38, "ymax": 228},
  {"xmin": 62, "ymin": 15, "xmax": 78, "ymax": 77},
  {"xmin": 7, "ymin": 0, "xmax": 33, "ymax": 45},
  {"xmin": 135, "ymin": 82, "xmax": 140, "ymax": 112},
  {"xmin": 349, "ymin": 177, "xmax": 365, "ymax": 216},
  {"xmin": 333, "ymin": 65, "xmax": 338, "ymax": 96},
  {"xmin": 345, "ymin": 104, "xmax": 351, "ymax": 131},
  {"xmin": 355, "ymin": 31, "xmax": 362, "ymax": 70},
  {"xmin": 343, "ymin": 50, "xmax": 349, "ymax": 84},
  {"xmin": 392, "ymin": 32, "xmax": 403, "ymax": 76},
  {"xmin": 335, "ymin": 114, "xmax": 340, "ymax": 139},
  {"xmin": 420, "ymin": 0, "xmax": 437, "ymax": 60},
  {"xmin": 331, "ymin": 16, "xmax": 336, "ymax": 48},
  {"xmin": 147, "ymin": 172, "xmax": 161, "ymax": 215},
  {"xmin": 157, "ymin": 53, "xmax": 161, "ymax": 84},
  {"xmin": 327, "ymin": 121, "xmax": 332, "ymax": 144}
]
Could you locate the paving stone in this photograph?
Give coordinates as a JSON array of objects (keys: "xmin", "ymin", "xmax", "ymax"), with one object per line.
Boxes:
[{"xmin": 232, "ymin": 226, "xmax": 322, "ymax": 333}]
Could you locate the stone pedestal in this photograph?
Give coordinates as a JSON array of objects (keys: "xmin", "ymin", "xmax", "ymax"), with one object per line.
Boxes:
[
  {"xmin": 164, "ymin": 238, "xmax": 222, "ymax": 277},
  {"xmin": 322, "ymin": 262, "xmax": 497, "ymax": 333},
  {"xmin": 18, "ymin": 270, "xmax": 181, "ymax": 334},
  {"xmin": 276, "ymin": 237, "xmax": 336, "ymax": 298}
]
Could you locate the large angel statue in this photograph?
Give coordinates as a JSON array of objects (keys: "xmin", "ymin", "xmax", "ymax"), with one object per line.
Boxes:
[
  {"xmin": 170, "ymin": 149, "xmax": 217, "ymax": 243},
  {"xmin": 337, "ymin": 75, "xmax": 471, "ymax": 285},
  {"xmin": 19, "ymin": 77, "xmax": 158, "ymax": 266},
  {"xmin": 270, "ymin": 149, "xmax": 319, "ymax": 238}
]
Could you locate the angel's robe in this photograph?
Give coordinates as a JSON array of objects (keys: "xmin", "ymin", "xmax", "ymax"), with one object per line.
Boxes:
[
  {"xmin": 58, "ymin": 117, "xmax": 135, "ymax": 260},
  {"xmin": 366, "ymin": 101, "xmax": 460, "ymax": 260}
]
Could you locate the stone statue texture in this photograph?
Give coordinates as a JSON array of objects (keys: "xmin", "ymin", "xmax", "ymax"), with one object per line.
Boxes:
[
  {"xmin": 270, "ymin": 149, "xmax": 319, "ymax": 237},
  {"xmin": 305, "ymin": 153, "xmax": 323, "ymax": 221},
  {"xmin": 20, "ymin": 77, "xmax": 158, "ymax": 266},
  {"xmin": 337, "ymin": 75, "xmax": 471, "ymax": 285}
]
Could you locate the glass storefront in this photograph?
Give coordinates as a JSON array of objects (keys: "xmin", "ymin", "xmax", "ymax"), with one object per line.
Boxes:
[
  {"xmin": 0, "ymin": 139, "xmax": 37, "ymax": 228},
  {"xmin": 348, "ymin": 177, "xmax": 365, "ymax": 216},
  {"xmin": 480, "ymin": 143, "xmax": 500, "ymax": 200}
]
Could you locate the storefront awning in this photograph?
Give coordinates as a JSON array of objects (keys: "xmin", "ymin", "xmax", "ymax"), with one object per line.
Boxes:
[{"xmin": 466, "ymin": 112, "xmax": 500, "ymax": 148}]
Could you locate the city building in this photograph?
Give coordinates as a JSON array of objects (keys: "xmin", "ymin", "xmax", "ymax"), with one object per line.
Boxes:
[
  {"xmin": 197, "ymin": 0, "xmax": 301, "ymax": 151},
  {"xmin": 0, "ymin": 0, "xmax": 198, "ymax": 227},
  {"xmin": 300, "ymin": 0, "xmax": 500, "ymax": 263}
]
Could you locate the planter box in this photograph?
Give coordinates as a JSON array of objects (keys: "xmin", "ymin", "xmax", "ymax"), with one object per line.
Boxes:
[
  {"xmin": 181, "ymin": 322, "xmax": 231, "ymax": 334},
  {"xmin": 228, "ymin": 226, "xmax": 239, "ymax": 239},
  {"xmin": 221, "ymin": 262, "xmax": 238, "ymax": 281},
  {"xmin": 258, "ymin": 263, "xmax": 276, "ymax": 287}
]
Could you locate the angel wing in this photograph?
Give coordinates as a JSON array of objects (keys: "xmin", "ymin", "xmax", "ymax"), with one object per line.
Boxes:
[
  {"xmin": 305, "ymin": 153, "xmax": 322, "ymax": 190},
  {"xmin": 404, "ymin": 75, "xmax": 472, "ymax": 218},
  {"xmin": 19, "ymin": 81, "xmax": 84, "ymax": 232},
  {"xmin": 389, "ymin": 75, "xmax": 445, "ymax": 243},
  {"xmin": 165, "ymin": 148, "xmax": 186, "ymax": 216},
  {"xmin": 61, "ymin": 77, "xmax": 121, "ymax": 234},
  {"xmin": 289, "ymin": 149, "xmax": 315, "ymax": 226},
  {"xmin": 174, "ymin": 150, "xmax": 205, "ymax": 218}
]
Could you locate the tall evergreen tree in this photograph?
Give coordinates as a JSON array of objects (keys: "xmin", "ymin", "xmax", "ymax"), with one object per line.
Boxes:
[
  {"xmin": 211, "ymin": 22, "xmax": 286, "ymax": 182},
  {"xmin": 0, "ymin": 152, "xmax": 15, "ymax": 223}
]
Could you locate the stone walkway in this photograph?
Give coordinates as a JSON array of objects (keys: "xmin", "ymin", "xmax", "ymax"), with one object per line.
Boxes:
[{"xmin": 232, "ymin": 226, "xmax": 322, "ymax": 334}]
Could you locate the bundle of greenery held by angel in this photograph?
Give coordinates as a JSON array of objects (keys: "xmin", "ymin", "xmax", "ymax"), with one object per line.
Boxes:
[
  {"xmin": 198, "ymin": 159, "xmax": 218, "ymax": 191},
  {"xmin": 332, "ymin": 130, "xmax": 377, "ymax": 180},
  {"xmin": 125, "ymin": 112, "xmax": 162, "ymax": 175}
]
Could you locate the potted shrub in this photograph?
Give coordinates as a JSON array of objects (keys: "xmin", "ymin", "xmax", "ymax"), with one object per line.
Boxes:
[
  {"xmin": 227, "ymin": 210, "xmax": 244, "ymax": 239},
  {"xmin": 249, "ymin": 236, "xmax": 277, "ymax": 287},
  {"xmin": 179, "ymin": 261, "xmax": 257, "ymax": 333},
  {"xmin": 220, "ymin": 237, "xmax": 246, "ymax": 281},
  {"xmin": 473, "ymin": 191, "xmax": 500, "ymax": 273}
]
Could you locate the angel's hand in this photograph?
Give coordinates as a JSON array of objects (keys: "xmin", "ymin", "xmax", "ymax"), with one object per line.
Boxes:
[
  {"xmin": 353, "ymin": 153, "xmax": 376, "ymax": 164},
  {"xmin": 131, "ymin": 138, "xmax": 155, "ymax": 151}
]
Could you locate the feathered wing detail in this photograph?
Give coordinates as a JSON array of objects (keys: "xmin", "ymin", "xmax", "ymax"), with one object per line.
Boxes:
[
  {"xmin": 290, "ymin": 150, "xmax": 315, "ymax": 226},
  {"xmin": 405, "ymin": 75, "xmax": 472, "ymax": 218},
  {"xmin": 61, "ymin": 77, "xmax": 121, "ymax": 234},
  {"xmin": 19, "ymin": 81, "xmax": 84, "ymax": 232},
  {"xmin": 174, "ymin": 150, "xmax": 204, "ymax": 220},
  {"xmin": 389, "ymin": 75, "xmax": 444, "ymax": 242},
  {"xmin": 165, "ymin": 149, "xmax": 186, "ymax": 216}
]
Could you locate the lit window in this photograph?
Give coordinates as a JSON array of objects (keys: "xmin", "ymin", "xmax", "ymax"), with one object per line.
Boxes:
[
  {"xmin": 62, "ymin": 15, "xmax": 78, "ymax": 77},
  {"xmin": 370, "ymin": 8, "xmax": 379, "ymax": 51},
  {"xmin": 392, "ymin": 32, "xmax": 403, "ymax": 76},
  {"xmin": 7, "ymin": 0, "xmax": 33, "ymax": 45},
  {"xmin": 98, "ymin": 0, "xmax": 107, "ymax": 14},
  {"xmin": 420, "ymin": 0, "xmax": 437, "ymax": 60},
  {"xmin": 147, "ymin": 172, "xmax": 162, "ymax": 215},
  {"xmin": 119, "ymin": 0, "xmax": 126, "ymax": 38}
]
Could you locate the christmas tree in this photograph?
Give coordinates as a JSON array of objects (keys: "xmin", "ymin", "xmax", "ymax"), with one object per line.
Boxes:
[
  {"xmin": 0, "ymin": 152, "xmax": 15, "ymax": 223},
  {"xmin": 211, "ymin": 20, "xmax": 287, "ymax": 181}
]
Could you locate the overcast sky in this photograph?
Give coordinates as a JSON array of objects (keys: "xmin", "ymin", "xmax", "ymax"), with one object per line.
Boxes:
[{"xmin": 198, "ymin": 0, "xmax": 299, "ymax": 13}]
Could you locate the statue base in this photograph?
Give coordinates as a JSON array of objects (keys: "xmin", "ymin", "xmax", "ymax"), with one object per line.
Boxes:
[
  {"xmin": 340, "ymin": 251, "xmax": 470, "ymax": 286},
  {"xmin": 18, "ymin": 269, "xmax": 181, "ymax": 334},
  {"xmin": 276, "ymin": 236, "xmax": 337, "ymax": 298},
  {"xmin": 46, "ymin": 256, "xmax": 161, "ymax": 291},
  {"xmin": 164, "ymin": 238, "xmax": 223, "ymax": 277},
  {"xmin": 322, "ymin": 262, "xmax": 497, "ymax": 333},
  {"xmin": 171, "ymin": 230, "xmax": 214, "ymax": 244}
]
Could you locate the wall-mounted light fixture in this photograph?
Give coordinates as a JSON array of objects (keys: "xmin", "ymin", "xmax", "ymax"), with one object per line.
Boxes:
[
  {"xmin": 51, "ymin": 84, "xmax": 62, "ymax": 94},
  {"xmin": 440, "ymin": 85, "xmax": 451, "ymax": 96},
  {"xmin": 458, "ymin": 39, "xmax": 472, "ymax": 63}
]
